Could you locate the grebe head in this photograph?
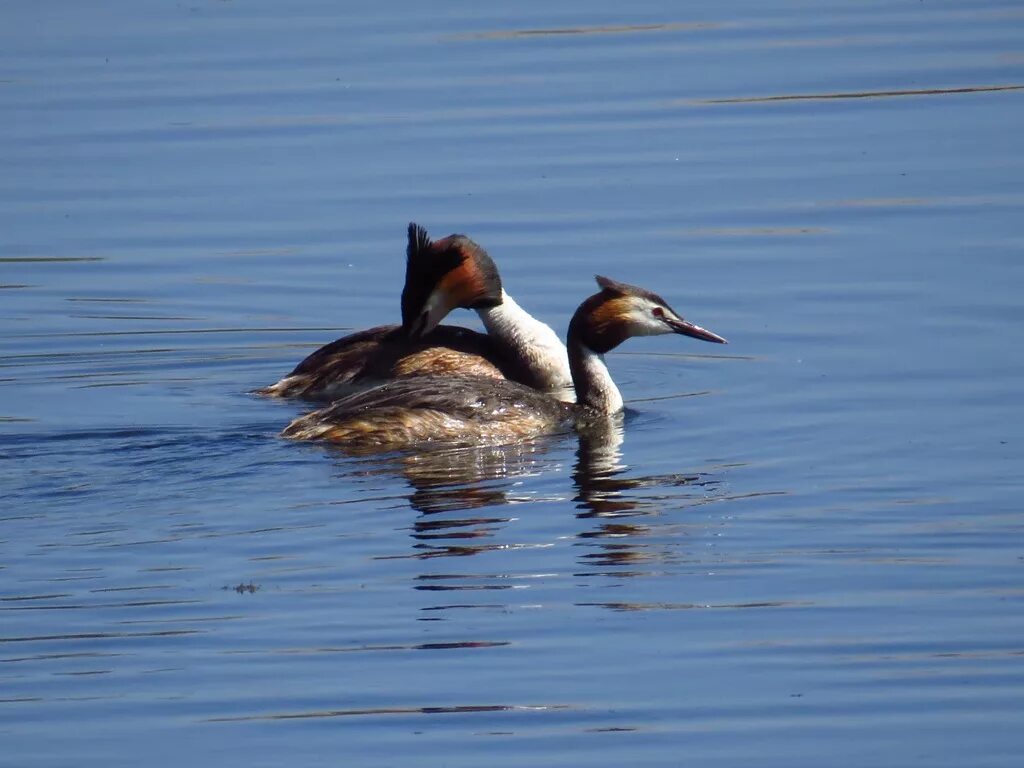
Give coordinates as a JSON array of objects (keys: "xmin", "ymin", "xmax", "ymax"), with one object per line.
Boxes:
[
  {"xmin": 402, "ymin": 223, "xmax": 503, "ymax": 338},
  {"xmin": 571, "ymin": 275, "xmax": 728, "ymax": 353}
]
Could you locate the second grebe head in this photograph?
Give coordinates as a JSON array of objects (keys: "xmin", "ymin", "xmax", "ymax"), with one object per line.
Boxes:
[
  {"xmin": 402, "ymin": 223, "xmax": 503, "ymax": 338},
  {"xmin": 571, "ymin": 275, "xmax": 728, "ymax": 353}
]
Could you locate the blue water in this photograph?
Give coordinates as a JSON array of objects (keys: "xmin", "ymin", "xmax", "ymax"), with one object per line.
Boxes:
[{"xmin": 2, "ymin": 1, "xmax": 1023, "ymax": 766}]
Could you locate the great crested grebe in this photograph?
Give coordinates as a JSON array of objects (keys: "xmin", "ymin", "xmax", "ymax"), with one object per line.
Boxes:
[
  {"xmin": 282, "ymin": 276, "xmax": 727, "ymax": 448},
  {"xmin": 255, "ymin": 223, "xmax": 572, "ymax": 401}
]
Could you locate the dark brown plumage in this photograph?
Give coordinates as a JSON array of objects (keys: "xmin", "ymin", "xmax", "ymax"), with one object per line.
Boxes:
[
  {"xmin": 281, "ymin": 374, "xmax": 574, "ymax": 447},
  {"xmin": 255, "ymin": 223, "xmax": 509, "ymax": 401},
  {"xmin": 254, "ymin": 325, "xmax": 510, "ymax": 400}
]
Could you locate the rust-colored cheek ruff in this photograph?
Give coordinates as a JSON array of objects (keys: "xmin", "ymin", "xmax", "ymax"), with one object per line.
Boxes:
[
  {"xmin": 581, "ymin": 297, "xmax": 633, "ymax": 353},
  {"xmin": 588, "ymin": 298, "xmax": 630, "ymax": 334},
  {"xmin": 435, "ymin": 256, "xmax": 488, "ymax": 307}
]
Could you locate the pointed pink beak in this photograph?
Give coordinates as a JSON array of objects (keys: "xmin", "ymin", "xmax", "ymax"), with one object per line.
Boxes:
[{"xmin": 668, "ymin": 317, "xmax": 727, "ymax": 344}]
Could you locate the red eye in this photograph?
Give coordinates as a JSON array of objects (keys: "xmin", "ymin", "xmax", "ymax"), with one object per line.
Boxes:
[{"xmin": 652, "ymin": 307, "xmax": 664, "ymax": 318}]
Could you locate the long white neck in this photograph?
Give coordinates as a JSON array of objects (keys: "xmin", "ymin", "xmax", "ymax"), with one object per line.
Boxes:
[
  {"xmin": 568, "ymin": 343, "xmax": 624, "ymax": 414},
  {"xmin": 477, "ymin": 291, "xmax": 573, "ymax": 395}
]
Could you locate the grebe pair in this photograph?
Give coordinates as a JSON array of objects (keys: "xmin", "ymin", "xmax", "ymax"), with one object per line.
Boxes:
[
  {"xmin": 282, "ymin": 276, "xmax": 727, "ymax": 448},
  {"xmin": 256, "ymin": 224, "xmax": 571, "ymax": 401}
]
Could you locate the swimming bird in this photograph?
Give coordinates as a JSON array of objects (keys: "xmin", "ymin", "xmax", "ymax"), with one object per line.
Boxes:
[
  {"xmin": 281, "ymin": 276, "xmax": 726, "ymax": 448},
  {"xmin": 255, "ymin": 223, "xmax": 571, "ymax": 400}
]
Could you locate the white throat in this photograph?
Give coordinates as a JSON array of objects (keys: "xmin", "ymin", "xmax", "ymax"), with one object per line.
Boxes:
[
  {"xmin": 477, "ymin": 291, "xmax": 573, "ymax": 395},
  {"xmin": 571, "ymin": 344, "xmax": 624, "ymax": 414}
]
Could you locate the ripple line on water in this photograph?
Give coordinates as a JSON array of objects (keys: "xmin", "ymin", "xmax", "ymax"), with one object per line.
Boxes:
[
  {"xmin": 577, "ymin": 600, "xmax": 811, "ymax": 612},
  {"xmin": 205, "ymin": 702, "xmax": 570, "ymax": 723},
  {"xmin": 0, "ymin": 629, "xmax": 201, "ymax": 643},
  {"xmin": 694, "ymin": 84, "xmax": 1024, "ymax": 104},
  {"xmin": 452, "ymin": 21, "xmax": 723, "ymax": 41}
]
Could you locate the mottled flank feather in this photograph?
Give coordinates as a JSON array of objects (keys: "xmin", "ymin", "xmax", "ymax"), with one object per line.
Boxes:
[
  {"xmin": 282, "ymin": 375, "xmax": 574, "ymax": 449},
  {"xmin": 392, "ymin": 347, "xmax": 504, "ymax": 379}
]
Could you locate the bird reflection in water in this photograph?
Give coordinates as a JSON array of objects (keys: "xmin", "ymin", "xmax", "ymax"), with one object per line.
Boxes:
[
  {"xmin": 322, "ymin": 434, "xmax": 565, "ymax": 560},
  {"xmin": 319, "ymin": 413, "xmax": 724, "ymax": 567},
  {"xmin": 572, "ymin": 416, "xmax": 722, "ymax": 574}
]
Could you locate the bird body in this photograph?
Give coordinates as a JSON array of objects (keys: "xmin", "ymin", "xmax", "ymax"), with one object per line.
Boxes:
[
  {"xmin": 282, "ymin": 276, "xmax": 726, "ymax": 449},
  {"xmin": 256, "ymin": 223, "xmax": 571, "ymax": 400}
]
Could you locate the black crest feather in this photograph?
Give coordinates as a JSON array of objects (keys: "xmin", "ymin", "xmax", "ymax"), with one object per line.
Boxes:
[
  {"xmin": 595, "ymin": 274, "xmax": 665, "ymax": 303},
  {"xmin": 407, "ymin": 222, "xmax": 432, "ymax": 263}
]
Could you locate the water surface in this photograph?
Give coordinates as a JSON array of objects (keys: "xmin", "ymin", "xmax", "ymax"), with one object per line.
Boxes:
[{"xmin": 2, "ymin": 1, "xmax": 1023, "ymax": 766}]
